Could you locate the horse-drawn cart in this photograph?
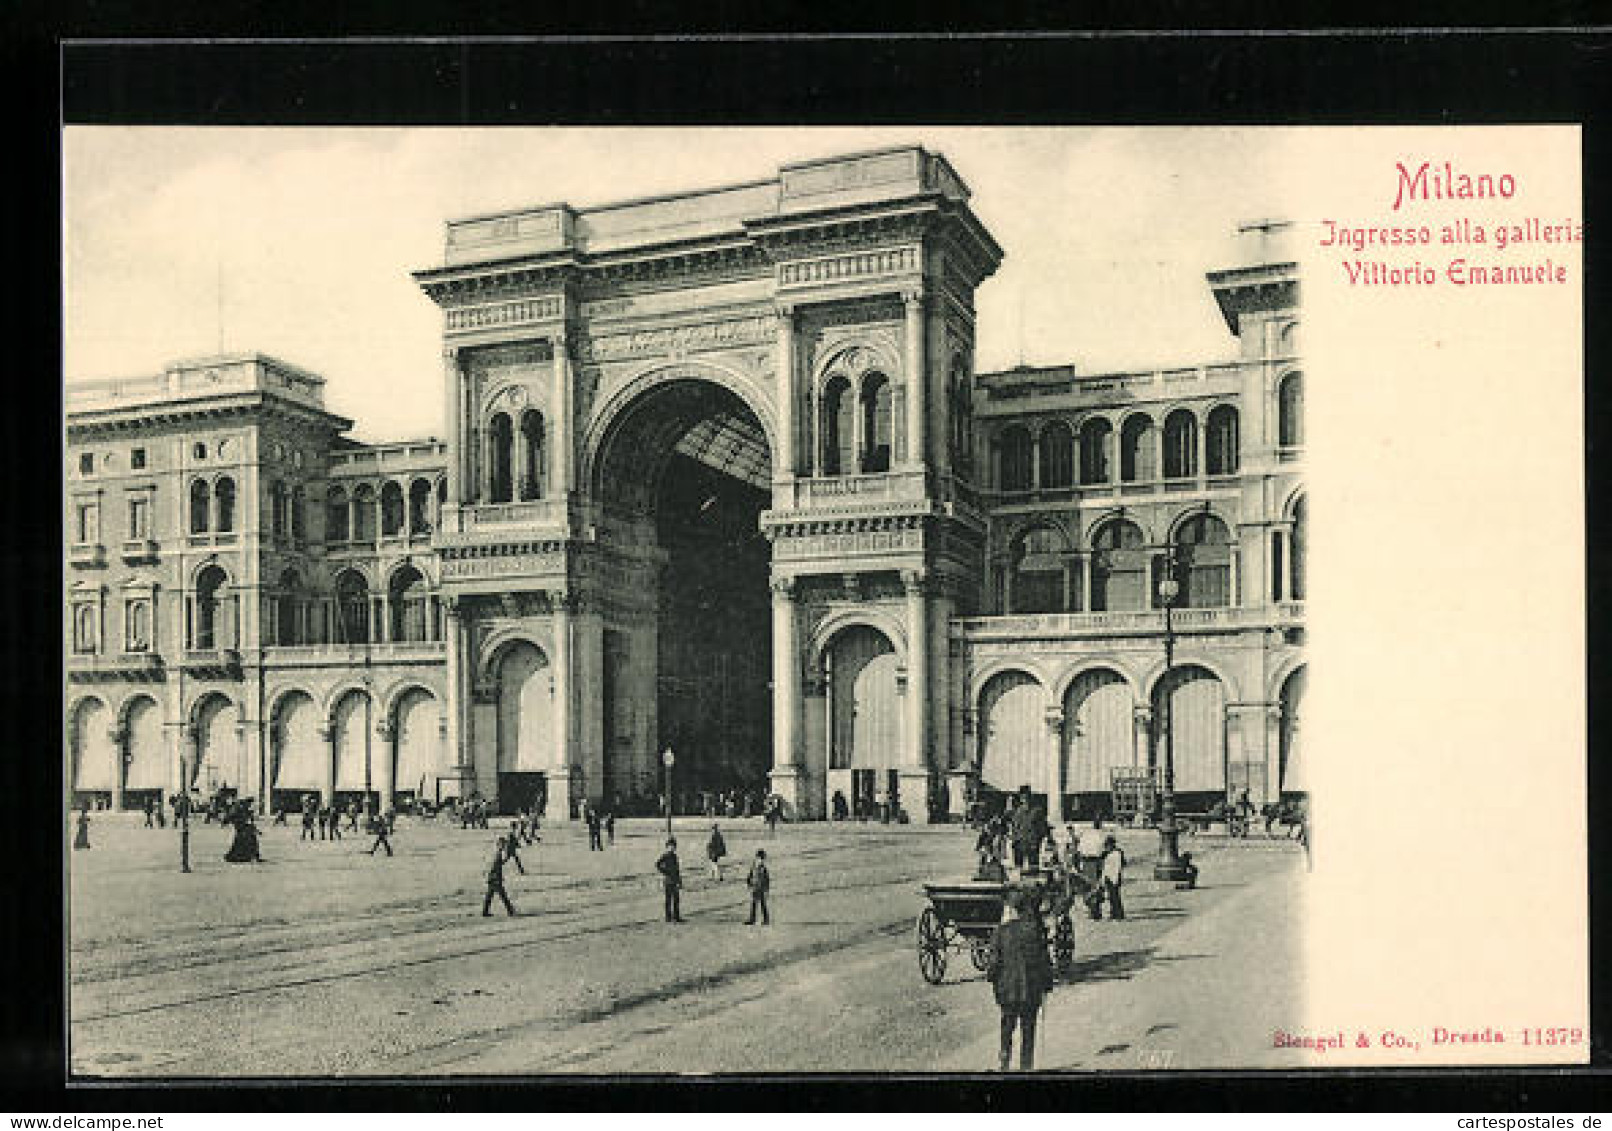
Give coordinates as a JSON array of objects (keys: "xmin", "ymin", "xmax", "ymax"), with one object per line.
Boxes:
[{"xmin": 915, "ymin": 871, "xmax": 1084, "ymax": 984}]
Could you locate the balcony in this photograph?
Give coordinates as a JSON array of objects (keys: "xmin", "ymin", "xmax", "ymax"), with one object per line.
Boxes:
[
  {"xmin": 955, "ymin": 602, "xmax": 1304, "ymax": 640},
  {"xmin": 264, "ymin": 640, "xmax": 446, "ymax": 666},
  {"xmin": 776, "ymin": 469, "xmax": 929, "ymax": 511},
  {"xmin": 120, "ymin": 538, "xmax": 160, "ymax": 564},
  {"xmin": 68, "ymin": 542, "xmax": 106, "ymax": 568}
]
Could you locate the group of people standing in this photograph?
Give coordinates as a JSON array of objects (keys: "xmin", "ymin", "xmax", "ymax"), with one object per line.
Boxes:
[{"xmin": 656, "ymin": 832, "xmax": 771, "ymax": 925}]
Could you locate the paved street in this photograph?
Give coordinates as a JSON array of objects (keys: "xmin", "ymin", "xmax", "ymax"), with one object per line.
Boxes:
[{"xmin": 68, "ymin": 813, "xmax": 1305, "ymax": 1076}]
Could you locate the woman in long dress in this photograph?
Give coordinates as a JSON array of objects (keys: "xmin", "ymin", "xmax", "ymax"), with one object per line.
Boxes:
[{"xmin": 224, "ymin": 802, "xmax": 263, "ymax": 863}]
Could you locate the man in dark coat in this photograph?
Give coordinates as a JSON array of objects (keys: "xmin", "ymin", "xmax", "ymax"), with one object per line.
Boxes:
[
  {"xmin": 367, "ymin": 811, "xmax": 394, "ymax": 857},
  {"xmin": 481, "ymin": 838, "xmax": 516, "ymax": 917},
  {"xmin": 585, "ymin": 804, "xmax": 604, "ymax": 852},
  {"xmin": 144, "ymin": 798, "xmax": 156, "ymax": 828},
  {"xmin": 987, "ymin": 888, "xmax": 1055, "ymax": 1071},
  {"xmin": 655, "ymin": 838, "xmax": 684, "ymax": 922},
  {"xmin": 744, "ymin": 849, "xmax": 771, "ymax": 925},
  {"xmin": 301, "ymin": 798, "xmax": 317, "ymax": 841}
]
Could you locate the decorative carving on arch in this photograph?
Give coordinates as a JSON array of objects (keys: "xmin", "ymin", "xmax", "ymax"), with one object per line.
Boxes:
[
  {"xmin": 969, "ymin": 662, "xmax": 1052, "ymax": 708},
  {"xmin": 812, "ymin": 335, "xmax": 902, "ymax": 394},
  {"xmin": 1139, "ymin": 656, "xmax": 1242, "ymax": 704},
  {"xmin": 806, "ymin": 607, "xmax": 908, "ymax": 673},
  {"xmin": 579, "ymin": 357, "xmax": 779, "ymax": 494},
  {"xmin": 475, "ymin": 627, "xmax": 553, "ymax": 686}
]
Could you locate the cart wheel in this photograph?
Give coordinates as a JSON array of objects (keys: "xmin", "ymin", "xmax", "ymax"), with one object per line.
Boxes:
[
  {"xmin": 916, "ymin": 908, "xmax": 948, "ymax": 984},
  {"xmin": 1054, "ymin": 914, "xmax": 1075, "ymax": 976},
  {"xmin": 970, "ymin": 937, "xmax": 992, "ymax": 971}
]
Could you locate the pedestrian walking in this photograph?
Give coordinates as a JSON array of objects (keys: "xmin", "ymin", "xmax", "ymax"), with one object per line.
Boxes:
[
  {"xmin": 156, "ymin": 796, "xmax": 167, "ymax": 828},
  {"xmin": 328, "ymin": 805, "xmax": 343, "ymax": 841},
  {"xmin": 1098, "ymin": 835, "xmax": 1126, "ymax": 920},
  {"xmin": 605, "ymin": 808, "xmax": 616, "ymax": 846},
  {"xmin": 706, "ymin": 822, "xmax": 727, "ymax": 881},
  {"xmin": 72, "ymin": 807, "xmax": 91, "ymax": 851},
  {"xmin": 224, "ymin": 804, "xmax": 264, "ymax": 863},
  {"xmin": 764, "ymin": 796, "xmax": 781, "ymax": 837},
  {"xmin": 987, "ymin": 889, "xmax": 1055, "ymax": 1071},
  {"xmin": 744, "ymin": 849, "xmax": 771, "ymax": 925},
  {"xmin": 1175, "ymin": 851, "xmax": 1199, "ymax": 890},
  {"xmin": 273, "ymin": 806, "xmax": 288, "ymax": 826},
  {"xmin": 368, "ymin": 811, "xmax": 394, "ymax": 857},
  {"xmin": 655, "ymin": 838, "xmax": 684, "ymax": 922},
  {"xmin": 585, "ymin": 804, "xmax": 604, "ymax": 852},
  {"xmin": 502, "ymin": 831, "xmax": 526, "ymax": 875},
  {"xmin": 481, "ymin": 838, "xmax": 516, "ymax": 917},
  {"xmin": 143, "ymin": 797, "xmax": 156, "ymax": 828},
  {"xmin": 347, "ymin": 801, "xmax": 361, "ymax": 833},
  {"xmin": 301, "ymin": 800, "xmax": 317, "ymax": 841}
]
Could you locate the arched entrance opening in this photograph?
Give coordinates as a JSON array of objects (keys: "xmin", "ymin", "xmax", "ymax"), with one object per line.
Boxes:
[
  {"xmin": 192, "ymin": 694, "xmax": 239, "ymax": 796},
  {"xmin": 977, "ymin": 671, "xmax": 1048, "ymax": 816},
  {"xmin": 823, "ymin": 625, "xmax": 900, "ymax": 820},
  {"xmin": 496, "ymin": 641, "xmax": 552, "ymax": 815},
  {"xmin": 1150, "ymin": 665, "xmax": 1227, "ymax": 808},
  {"xmin": 1279, "ymin": 666, "xmax": 1307, "ymax": 798},
  {"xmin": 594, "ymin": 378, "xmax": 773, "ymax": 812},
  {"xmin": 332, "ymin": 689, "xmax": 374, "ymax": 810},
  {"xmin": 271, "ymin": 691, "xmax": 322, "ymax": 812},
  {"xmin": 124, "ymin": 695, "xmax": 166, "ymax": 810},
  {"xmin": 393, "ymin": 687, "xmax": 440, "ymax": 809},
  {"xmin": 69, "ymin": 697, "xmax": 114, "ymax": 809},
  {"xmin": 1062, "ymin": 668, "xmax": 1134, "ymax": 821}
]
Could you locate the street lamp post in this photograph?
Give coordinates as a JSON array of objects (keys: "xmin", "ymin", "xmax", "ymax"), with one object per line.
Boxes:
[
  {"xmin": 662, "ymin": 748, "xmax": 676, "ymax": 839},
  {"xmin": 1153, "ymin": 550, "xmax": 1190, "ymax": 882},
  {"xmin": 179, "ymin": 752, "xmax": 192, "ymax": 874}
]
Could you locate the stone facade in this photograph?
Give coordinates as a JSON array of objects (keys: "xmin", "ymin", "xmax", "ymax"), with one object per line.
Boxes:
[{"xmin": 65, "ymin": 147, "xmax": 1305, "ymax": 823}]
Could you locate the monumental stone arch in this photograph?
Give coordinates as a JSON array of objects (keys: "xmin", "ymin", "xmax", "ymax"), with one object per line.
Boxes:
[{"xmin": 416, "ymin": 147, "xmax": 1003, "ymax": 819}]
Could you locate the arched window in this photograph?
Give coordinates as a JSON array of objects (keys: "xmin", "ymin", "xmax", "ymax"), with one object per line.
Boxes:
[
  {"xmin": 389, "ymin": 565, "xmax": 430, "ymax": 643},
  {"xmin": 998, "ymin": 426, "xmax": 1033, "ymax": 492},
  {"xmin": 1039, "ymin": 421, "xmax": 1074, "ymax": 489},
  {"xmin": 859, "ymin": 373, "xmax": 892, "ymax": 473},
  {"xmin": 1079, "ymin": 418, "xmax": 1113, "ymax": 485},
  {"xmin": 335, "ymin": 570, "xmax": 370, "ymax": 645},
  {"xmin": 276, "ymin": 569, "xmax": 302, "ymax": 647},
  {"xmin": 73, "ymin": 604, "xmax": 98, "ymax": 654},
  {"xmin": 1011, "ymin": 525, "xmax": 1069, "ymax": 613},
  {"xmin": 189, "ymin": 479, "xmax": 211, "ymax": 534},
  {"xmin": 821, "ymin": 376, "xmax": 853, "ymax": 476},
  {"xmin": 409, "ymin": 478, "xmax": 433, "ymax": 534},
  {"xmin": 1120, "ymin": 415, "xmax": 1157, "ymax": 482},
  {"xmin": 195, "ymin": 565, "xmax": 227, "ymax": 650},
  {"xmin": 1090, "ymin": 519, "xmax": 1146, "ymax": 611},
  {"xmin": 214, "ymin": 477, "xmax": 236, "ymax": 533},
  {"xmin": 351, "ymin": 484, "xmax": 376, "ymax": 543},
  {"xmin": 290, "ymin": 487, "xmax": 306, "ymax": 541},
  {"xmin": 270, "ymin": 481, "xmax": 288, "ymax": 540},
  {"xmin": 488, "ymin": 413, "xmax": 514, "ymax": 503},
  {"xmin": 125, "ymin": 598, "xmax": 150, "ymax": 652},
  {"xmin": 380, "ymin": 481, "xmax": 405, "ymax": 537},
  {"xmin": 1279, "ymin": 372, "xmax": 1304, "ymax": 447},
  {"xmin": 1290, "ymin": 496, "xmax": 1307, "ymax": 601},
  {"xmin": 326, "ymin": 486, "xmax": 349, "ymax": 543},
  {"xmin": 1163, "ymin": 410, "xmax": 1198, "ymax": 479},
  {"xmin": 1174, "ymin": 512, "xmax": 1233, "ymax": 608},
  {"xmin": 520, "ymin": 410, "xmax": 545, "ymax": 500},
  {"xmin": 1206, "ymin": 405, "xmax": 1240, "ymax": 475},
  {"xmin": 950, "ymin": 358, "xmax": 973, "ymax": 477}
]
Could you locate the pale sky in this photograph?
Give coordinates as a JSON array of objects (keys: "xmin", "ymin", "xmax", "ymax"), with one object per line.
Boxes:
[{"xmin": 64, "ymin": 127, "xmax": 1295, "ymax": 442}]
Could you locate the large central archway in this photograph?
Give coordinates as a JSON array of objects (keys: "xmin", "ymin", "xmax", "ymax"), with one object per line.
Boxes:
[{"xmin": 593, "ymin": 377, "xmax": 774, "ymax": 810}]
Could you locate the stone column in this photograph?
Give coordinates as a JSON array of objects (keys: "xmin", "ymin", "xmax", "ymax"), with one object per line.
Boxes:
[
  {"xmin": 109, "ymin": 725, "xmax": 127, "ymax": 811},
  {"xmin": 443, "ymin": 596, "xmax": 471, "ymax": 799},
  {"xmin": 550, "ymin": 591, "xmax": 577, "ymax": 819},
  {"xmin": 375, "ymin": 718, "xmax": 396, "ymax": 813},
  {"xmin": 316, "ymin": 724, "xmax": 335, "ymax": 806},
  {"xmin": 775, "ymin": 303, "xmax": 796, "ymax": 481},
  {"xmin": 1045, "ymin": 706, "xmax": 1067, "ymax": 820},
  {"xmin": 901, "ymin": 570, "xmax": 932, "ymax": 819},
  {"xmin": 240, "ymin": 716, "xmax": 263, "ymax": 813},
  {"xmin": 551, "ymin": 334, "xmax": 573, "ymax": 498},
  {"xmin": 442, "ymin": 350, "xmax": 461, "ymax": 505},
  {"xmin": 903, "ymin": 291, "xmax": 928, "ymax": 469},
  {"xmin": 768, "ymin": 576, "xmax": 802, "ymax": 814}
]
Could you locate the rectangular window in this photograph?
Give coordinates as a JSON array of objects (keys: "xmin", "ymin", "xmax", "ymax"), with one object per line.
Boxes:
[
  {"xmin": 127, "ymin": 496, "xmax": 150, "ymax": 540},
  {"xmin": 131, "ymin": 448, "xmax": 147, "ymax": 470},
  {"xmin": 75, "ymin": 502, "xmax": 100, "ymax": 545},
  {"xmin": 79, "ymin": 452, "xmax": 93, "ymax": 475}
]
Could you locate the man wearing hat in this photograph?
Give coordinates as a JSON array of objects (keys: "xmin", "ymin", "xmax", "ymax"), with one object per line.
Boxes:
[{"xmin": 987, "ymin": 888, "xmax": 1055, "ymax": 1071}]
